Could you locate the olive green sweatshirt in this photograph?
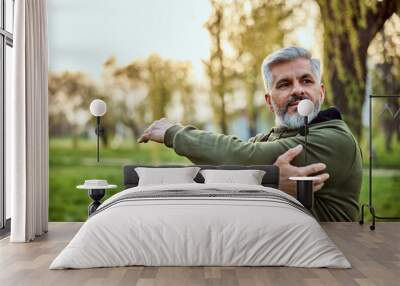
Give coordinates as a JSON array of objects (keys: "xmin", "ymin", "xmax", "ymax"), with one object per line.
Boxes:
[{"xmin": 164, "ymin": 108, "xmax": 363, "ymax": 222}]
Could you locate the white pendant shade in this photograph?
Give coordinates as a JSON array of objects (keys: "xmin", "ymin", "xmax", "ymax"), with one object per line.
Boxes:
[
  {"xmin": 90, "ymin": 99, "xmax": 107, "ymax": 117},
  {"xmin": 298, "ymin": 99, "xmax": 314, "ymax": 116}
]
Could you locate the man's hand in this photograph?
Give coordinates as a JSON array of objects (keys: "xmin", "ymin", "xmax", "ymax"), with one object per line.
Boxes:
[
  {"xmin": 137, "ymin": 118, "xmax": 175, "ymax": 144},
  {"xmin": 273, "ymin": 145, "xmax": 330, "ymax": 197}
]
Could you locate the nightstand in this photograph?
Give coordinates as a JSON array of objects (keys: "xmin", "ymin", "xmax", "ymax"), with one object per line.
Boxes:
[{"xmin": 77, "ymin": 180, "xmax": 117, "ymax": 216}]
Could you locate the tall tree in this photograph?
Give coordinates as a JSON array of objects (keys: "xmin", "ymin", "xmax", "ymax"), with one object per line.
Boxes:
[
  {"xmin": 48, "ymin": 71, "xmax": 110, "ymax": 147},
  {"xmin": 102, "ymin": 56, "xmax": 145, "ymax": 142},
  {"xmin": 174, "ymin": 62, "xmax": 196, "ymax": 125},
  {"xmin": 144, "ymin": 55, "xmax": 176, "ymax": 121},
  {"xmin": 315, "ymin": 0, "xmax": 399, "ymax": 138},
  {"xmin": 204, "ymin": 0, "xmax": 234, "ymax": 134},
  {"xmin": 228, "ymin": 0, "xmax": 292, "ymax": 136},
  {"xmin": 110, "ymin": 54, "xmax": 195, "ymax": 133}
]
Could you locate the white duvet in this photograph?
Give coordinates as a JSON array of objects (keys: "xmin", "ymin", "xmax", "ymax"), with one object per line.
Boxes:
[{"xmin": 50, "ymin": 183, "xmax": 351, "ymax": 269}]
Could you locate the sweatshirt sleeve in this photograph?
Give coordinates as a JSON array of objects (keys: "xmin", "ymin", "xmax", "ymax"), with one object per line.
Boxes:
[
  {"xmin": 164, "ymin": 122, "xmax": 358, "ymax": 178},
  {"xmin": 164, "ymin": 124, "xmax": 302, "ymax": 165}
]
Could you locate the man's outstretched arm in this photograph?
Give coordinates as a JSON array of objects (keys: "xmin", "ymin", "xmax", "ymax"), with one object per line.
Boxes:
[
  {"xmin": 138, "ymin": 118, "xmax": 286, "ymax": 165},
  {"xmin": 138, "ymin": 118, "xmax": 329, "ymax": 196},
  {"xmin": 164, "ymin": 124, "xmax": 285, "ymax": 165}
]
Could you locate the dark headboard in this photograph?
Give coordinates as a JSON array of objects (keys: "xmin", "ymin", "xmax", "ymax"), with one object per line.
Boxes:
[{"xmin": 123, "ymin": 165, "xmax": 280, "ymax": 189}]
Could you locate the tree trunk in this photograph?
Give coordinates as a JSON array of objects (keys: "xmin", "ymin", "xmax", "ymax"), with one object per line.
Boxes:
[
  {"xmin": 321, "ymin": 31, "xmax": 367, "ymax": 138},
  {"xmin": 101, "ymin": 128, "xmax": 108, "ymax": 147},
  {"xmin": 72, "ymin": 135, "xmax": 79, "ymax": 149},
  {"xmin": 246, "ymin": 91, "xmax": 258, "ymax": 138},
  {"xmin": 206, "ymin": 0, "xmax": 230, "ymax": 135},
  {"xmin": 218, "ymin": 91, "xmax": 228, "ymax": 134},
  {"xmin": 216, "ymin": 12, "xmax": 228, "ymax": 135},
  {"xmin": 247, "ymin": 108, "xmax": 257, "ymax": 138},
  {"xmin": 246, "ymin": 75, "xmax": 258, "ymax": 138},
  {"xmin": 129, "ymin": 121, "xmax": 141, "ymax": 148},
  {"xmin": 316, "ymin": 0, "xmax": 399, "ymax": 140}
]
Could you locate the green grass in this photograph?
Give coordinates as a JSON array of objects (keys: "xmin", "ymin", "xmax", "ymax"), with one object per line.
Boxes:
[
  {"xmin": 359, "ymin": 128, "xmax": 400, "ymax": 168},
  {"xmin": 359, "ymin": 170, "xmax": 400, "ymax": 222},
  {"xmin": 50, "ymin": 137, "xmax": 400, "ymax": 222},
  {"xmin": 49, "ymin": 138, "xmax": 189, "ymax": 221},
  {"xmin": 357, "ymin": 129, "xmax": 400, "ymax": 221}
]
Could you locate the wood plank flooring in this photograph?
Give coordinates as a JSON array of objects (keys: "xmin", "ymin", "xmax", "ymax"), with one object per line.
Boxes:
[{"xmin": 0, "ymin": 222, "xmax": 399, "ymax": 286}]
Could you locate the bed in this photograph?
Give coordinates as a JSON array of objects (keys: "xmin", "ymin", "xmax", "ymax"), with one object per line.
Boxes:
[{"xmin": 50, "ymin": 165, "xmax": 350, "ymax": 269}]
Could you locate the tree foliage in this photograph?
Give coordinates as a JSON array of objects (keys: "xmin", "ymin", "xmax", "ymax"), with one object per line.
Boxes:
[
  {"xmin": 49, "ymin": 54, "xmax": 195, "ymax": 145},
  {"xmin": 174, "ymin": 62, "xmax": 196, "ymax": 125},
  {"xmin": 105, "ymin": 54, "xmax": 195, "ymax": 140},
  {"xmin": 204, "ymin": 0, "xmax": 291, "ymax": 135},
  {"xmin": 204, "ymin": 0, "xmax": 235, "ymax": 134},
  {"xmin": 227, "ymin": 0, "xmax": 292, "ymax": 136},
  {"xmin": 370, "ymin": 15, "xmax": 400, "ymax": 151},
  {"xmin": 315, "ymin": 0, "xmax": 400, "ymax": 139},
  {"xmin": 48, "ymin": 71, "xmax": 111, "ymax": 147}
]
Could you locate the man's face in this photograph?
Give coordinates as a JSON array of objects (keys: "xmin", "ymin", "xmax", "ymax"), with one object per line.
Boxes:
[{"xmin": 265, "ymin": 58, "xmax": 325, "ymax": 128}]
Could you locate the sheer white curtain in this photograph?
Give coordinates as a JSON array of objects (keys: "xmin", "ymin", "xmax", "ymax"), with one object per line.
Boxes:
[{"xmin": 9, "ymin": 0, "xmax": 49, "ymax": 242}]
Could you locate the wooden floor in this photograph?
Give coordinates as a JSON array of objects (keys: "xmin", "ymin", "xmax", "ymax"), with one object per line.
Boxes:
[{"xmin": 0, "ymin": 222, "xmax": 399, "ymax": 286}]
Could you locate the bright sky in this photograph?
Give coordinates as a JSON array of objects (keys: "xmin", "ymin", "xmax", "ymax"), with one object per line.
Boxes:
[
  {"xmin": 48, "ymin": 0, "xmax": 320, "ymax": 83},
  {"xmin": 48, "ymin": 0, "xmax": 212, "ymax": 82}
]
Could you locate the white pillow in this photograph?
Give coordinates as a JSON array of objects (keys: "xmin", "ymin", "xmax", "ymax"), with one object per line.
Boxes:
[
  {"xmin": 135, "ymin": 167, "xmax": 201, "ymax": 186},
  {"xmin": 200, "ymin": 169, "xmax": 266, "ymax": 185}
]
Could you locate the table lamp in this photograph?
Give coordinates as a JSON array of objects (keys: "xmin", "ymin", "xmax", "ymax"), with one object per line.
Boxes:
[
  {"xmin": 89, "ymin": 99, "xmax": 107, "ymax": 162},
  {"xmin": 298, "ymin": 99, "xmax": 314, "ymax": 164},
  {"xmin": 289, "ymin": 99, "xmax": 318, "ymax": 210}
]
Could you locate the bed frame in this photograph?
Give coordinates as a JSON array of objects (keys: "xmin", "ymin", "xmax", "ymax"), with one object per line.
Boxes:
[{"xmin": 123, "ymin": 165, "xmax": 280, "ymax": 189}]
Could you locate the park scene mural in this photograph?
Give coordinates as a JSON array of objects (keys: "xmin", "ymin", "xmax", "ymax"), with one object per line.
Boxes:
[{"xmin": 48, "ymin": 0, "xmax": 400, "ymax": 221}]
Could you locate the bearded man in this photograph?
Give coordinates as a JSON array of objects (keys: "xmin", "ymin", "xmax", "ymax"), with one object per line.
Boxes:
[{"xmin": 138, "ymin": 46, "xmax": 363, "ymax": 222}]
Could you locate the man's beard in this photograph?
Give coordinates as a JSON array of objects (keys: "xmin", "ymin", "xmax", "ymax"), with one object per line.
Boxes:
[{"xmin": 271, "ymin": 96, "xmax": 321, "ymax": 129}]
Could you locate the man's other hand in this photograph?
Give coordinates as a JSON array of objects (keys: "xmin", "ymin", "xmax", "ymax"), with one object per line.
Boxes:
[
  {"xmin": 273, "ymin": 144, "xmax": 330, "ymax": 197},
  {"xmin": 137, "ymin": 118, "xmax": 175, "ymax": 144}
]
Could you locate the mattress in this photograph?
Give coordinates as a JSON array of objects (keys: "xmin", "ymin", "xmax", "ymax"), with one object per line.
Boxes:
[{"xmin": 50, "ymin": 183, "xmax": 350, "ymax": 269}]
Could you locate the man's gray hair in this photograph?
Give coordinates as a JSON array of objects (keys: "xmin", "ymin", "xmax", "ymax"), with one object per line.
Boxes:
[{"xmin": 261, "ymin": 46, "xmax": 321, "ymax": 92}]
